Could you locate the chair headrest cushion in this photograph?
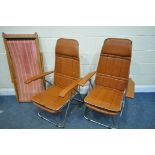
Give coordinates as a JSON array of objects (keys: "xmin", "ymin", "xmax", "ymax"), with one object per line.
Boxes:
[
  {"xmin": 102, "ymin": 38, "xmax": 132, "ymax": 57},
  {"xmin": 56, "ymin": 38, "xmax": 79, "ymax": 58}
]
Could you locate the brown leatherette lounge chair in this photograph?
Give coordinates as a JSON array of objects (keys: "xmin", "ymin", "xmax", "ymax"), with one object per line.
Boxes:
[
  {"xmin": 3, "ymin": 33, "xmax": 44, "ymax": 102},
  {"xmin": 79, "ymin": 38, "xmax": 135, "ymax": 128},
  {"xmin": 25, "ymin": 38, "xmax": 81, "ymax": 127}
]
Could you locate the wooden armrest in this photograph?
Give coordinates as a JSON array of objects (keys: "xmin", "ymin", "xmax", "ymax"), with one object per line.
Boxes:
[
  {"xmin": 78, "ymin": 71, "xmax": 96, "ymax": 87},
  {"xmin": 59, "ymin": 79, "xmax": 81, "ymax": 97},
  {"xmin": 126, "ymin": 78, "xmax": 135, "ymax": 98},
  {"xmin": 25, "ymin": 71, "xmax": 54, "ymax": 84}
]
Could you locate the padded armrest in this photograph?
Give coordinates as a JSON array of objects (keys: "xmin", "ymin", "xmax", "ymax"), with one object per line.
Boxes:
[
  {"xmin": 126, "ymin": 78, "xmax": 135, "ymax": 98},
  {"xmin": 25, "ymin": 71, "xmax": 54, "ymax": 84},
  {"xmin": 78, "ymin": 71, "xmax": 96, "ymax": 87},
  {"xmin": 59, "ymin": 79, "xmax": 81, "ymax": 97}
]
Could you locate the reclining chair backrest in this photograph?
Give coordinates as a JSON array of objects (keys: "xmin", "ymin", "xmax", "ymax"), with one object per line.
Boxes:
[
  {"xmin": 3, "ymin": 33, "xmax": 44, "ymax": 102},
  {"xmin": 95, "ymin": 38, "xmax": 132, "ymax": 92},
  {"xmin": 54, "ymin": 38, "xmax": 80, "ymax": 88}
]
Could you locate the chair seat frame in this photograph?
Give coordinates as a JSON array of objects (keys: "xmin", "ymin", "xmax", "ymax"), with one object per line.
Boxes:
[
  {"xmin": 37, "ymin": 85, "xmax": 84, "ymax": 128},
  {"xmin": 82, "ymin": 79, "xmax": 128, "ymax": 129}
]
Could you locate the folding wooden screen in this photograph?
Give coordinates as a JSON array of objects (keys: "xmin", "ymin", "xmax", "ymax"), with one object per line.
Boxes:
[{"xmin": 3, "ymin": 33, "xmax": 44, "ymax": 102}]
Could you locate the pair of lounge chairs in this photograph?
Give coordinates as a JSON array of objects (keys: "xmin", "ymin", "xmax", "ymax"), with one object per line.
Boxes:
[{"xmin": 3, "ymin": 33, "xmax": 134, "ymax": 128}]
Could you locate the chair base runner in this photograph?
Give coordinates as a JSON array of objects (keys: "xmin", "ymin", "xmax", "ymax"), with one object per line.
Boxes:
[
  {"xmin": 84, "ymin": 114, "xmax": 113, "ymax": 129},
  {"xmin": 37, "ymin": 101, "xmax": 71, "ymax": 128},
  {"xmin": 83, "ymin": 98, "xmax": 126, "ymax": 129},
  {"xmin": 37, "ymin": 88, "xmax": 84, "ymax": 128}
]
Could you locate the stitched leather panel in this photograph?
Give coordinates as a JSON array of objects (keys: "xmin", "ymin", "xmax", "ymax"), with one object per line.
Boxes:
[
  {"xmin": 32, "ymin": 85, "xmax": 70, "ymax": 111},
  {"xmin": 95, "ymin": 38, "xmax": 132, "ymax": 91},
  {"xmin": 97, "ymin": 55, "xmax": 130, "ymax": 78},
  {"xmin": 96, "ymin": 55, "xmax": 130, "ymax": 91},
  {"xmin": 102, "ymin": 38, "xmax": 132, "ymax": 57},
  {"xmin": 95, "ymin": 74, "xmax": 127, "ymax": 91},
  {"xmin": 84, "ymin": 85, "xmax": 124, "ymax": 112},
  {"xmin": 54, "ymin": 39, "xmax": 80, "ymax": 88},
  {"xmin": 54, "ymin": 56, "xmax": 80, "ymax": 78},
  {"xmin": 56, "ymin": 38, "xmax": 79, "ymax": 58},
  {"xmin": 54, "ymin": 73, "xmax": 77, "ymax": 88}
]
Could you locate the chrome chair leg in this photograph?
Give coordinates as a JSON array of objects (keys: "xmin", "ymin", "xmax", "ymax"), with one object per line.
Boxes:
[
  {"xmin": 37, "ymin": 88, "xmax": 82, "ymax": 128},
  {"xmin": 120, "ymin": 96, "xmax": 126, "ymax": 117},
  {"xmin": 83, "ymin": 105, "xmax": 126, "ymax": 129},
  {"xmin": 83, "ymin": 107, "xmax": 113, "ymax": 129},
  {"xmin": 38, "ymin": 101, "xmax": 72, "ymax": 128},
  {"xmin": 72, "ymin": 80, "xmax": 93, "ymax": 104},
  {"xmin": 89, "ymin": 79, "xmax": 93, "ymax": 89},
  {"xmin": 84, "ymin": 113, "xmax": 112, "ymax": 129},
  {"xmin": 117, "ymin": 97, "xmax": 128, "ymax": 128},
  {"xmin": 72, "ymin": 87, "xmax": 84, "ymax": 103},
  {"xmin": 72, "ymin": 87, "xmax": 84, "ymax": 108}
]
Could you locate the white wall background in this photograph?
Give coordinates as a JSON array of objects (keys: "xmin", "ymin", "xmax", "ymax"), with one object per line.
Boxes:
[{"xmin": 0, "ymin": 26, "xmax": 155, "ymax": 94}]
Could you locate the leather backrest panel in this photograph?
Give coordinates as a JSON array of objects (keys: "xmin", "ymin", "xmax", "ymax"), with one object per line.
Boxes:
[
  {"xmin": 55, "ymin": 38, "xmax": 79, "ymax": 58},
  {"xmin": 102, "ymin": 38, "xmax": 132, "ymax": 57},
  {"xmin": 54, "ymin": 38, "xmax": 80, "ymax": 88},
  {"xmin": 95, "ymin": 38, "xmax": 132, "ymax": 91}
]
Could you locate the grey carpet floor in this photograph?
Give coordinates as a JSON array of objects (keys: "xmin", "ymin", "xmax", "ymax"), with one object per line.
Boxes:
[{"xmin": 0, "ymin": 93, "xmax": 155, "ymax": 129}]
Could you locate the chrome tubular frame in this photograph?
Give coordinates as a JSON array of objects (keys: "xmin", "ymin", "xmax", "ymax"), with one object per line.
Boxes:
[
  {"xmin": 37, "ymin": 76, "xmax": 85, "ymax": 128},
  {"xmin": 83, "ymin": 101, "xmax": 125, "ymax": 129},
  {"xmin": 37, "ymin": 100, "xmax": 72, "ymax": 128},
  {"xmin": 72, "ymin": 86, "xmax": 84, "ymax": 103},
  {"xmin": 45, "ymin": 79, "xmax": 52, "ymax": 86},
  {"xmin": 89, "ymin": 79, "xmax": 93, "ymax": 89},
  {"xmin": 37, "ymin": 91, "xmax": 75, "ymax": 128},
  {"xmin": 84, "ymin": 108, "xmax": 114, "ymax": 129}
]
